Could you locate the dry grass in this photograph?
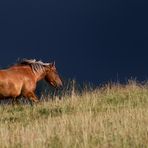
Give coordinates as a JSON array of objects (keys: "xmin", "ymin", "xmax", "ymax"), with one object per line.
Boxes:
[{"xmin": 0, "ymin": 81, "xmax": 148, "ymax": 148}]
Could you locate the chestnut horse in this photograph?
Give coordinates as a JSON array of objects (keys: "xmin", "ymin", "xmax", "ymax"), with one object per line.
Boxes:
[{"xmin": 0, "ymin": 59, "xmax": 62, "ymax": 104}]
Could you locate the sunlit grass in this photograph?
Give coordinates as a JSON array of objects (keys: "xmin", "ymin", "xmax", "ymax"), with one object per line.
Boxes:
[{"xmin": 0, "ymin": 81, "xmax": 148, "ymax": 147}]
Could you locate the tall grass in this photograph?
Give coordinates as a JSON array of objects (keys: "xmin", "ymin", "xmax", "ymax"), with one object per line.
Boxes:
[{"xmin": 0, "ymin": 81, "xmax": 148, "ymax": 147}]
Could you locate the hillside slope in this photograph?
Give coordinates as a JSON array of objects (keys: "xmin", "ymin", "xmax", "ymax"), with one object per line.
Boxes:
[{"xmin": 0, "ymin": 81, "xmax": 148, "ymax": 147}]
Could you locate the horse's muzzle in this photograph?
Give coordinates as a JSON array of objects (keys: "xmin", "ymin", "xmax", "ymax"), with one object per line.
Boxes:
[{"xmin": 57, "ymin": 81, "xmax": 63, "ymax": 88}]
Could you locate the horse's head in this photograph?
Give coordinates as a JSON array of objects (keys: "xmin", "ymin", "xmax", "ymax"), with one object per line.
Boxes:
[{"xmin": 45, "ymin": 62, "xmax": 63, "ymax": 88}]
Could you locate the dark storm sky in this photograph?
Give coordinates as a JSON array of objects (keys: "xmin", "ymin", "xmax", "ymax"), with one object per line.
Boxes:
[{"xmin": 0, "ymin": 0, "xmax": 148, "ymax": 85}]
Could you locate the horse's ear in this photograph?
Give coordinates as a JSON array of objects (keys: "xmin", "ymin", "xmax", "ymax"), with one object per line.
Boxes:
[{"xmin": 50, "ymin": 61, "xmax": 55, "ymax": 67}]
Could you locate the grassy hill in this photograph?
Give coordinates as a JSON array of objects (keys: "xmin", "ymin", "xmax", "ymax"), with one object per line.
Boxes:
[{"xmin": 0, "ymin": 81, "xmax": 148, "ymax": 148}]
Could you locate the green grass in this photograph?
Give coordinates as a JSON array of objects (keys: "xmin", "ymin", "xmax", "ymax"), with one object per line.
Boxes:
[{"xmin": 0, "ymin": 81, "xmax": 148, "ymax": 147}]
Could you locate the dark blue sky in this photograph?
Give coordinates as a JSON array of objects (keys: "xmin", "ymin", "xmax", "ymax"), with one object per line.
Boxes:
[{"xmin": 0, "ymin": 0, "xmax": 148, "ymax": 85}]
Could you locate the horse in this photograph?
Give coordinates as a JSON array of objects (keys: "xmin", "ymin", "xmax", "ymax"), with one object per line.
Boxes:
[{"xmin": 0, "ymin": 59, "xmax": 62, "ymax": 105}]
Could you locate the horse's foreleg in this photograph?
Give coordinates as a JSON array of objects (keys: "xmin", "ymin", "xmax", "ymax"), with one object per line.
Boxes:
[
  {"xmin": 24, "ymin": 92, "xmax": 39, "ymax": 105},
  {"xmin": 29, "ymin": 92, "xmax": 39, "ymax": 103}
]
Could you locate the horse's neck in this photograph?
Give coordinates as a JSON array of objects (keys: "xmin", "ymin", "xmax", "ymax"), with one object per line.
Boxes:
[
  {"xmin": 9, "ymin": 65, "xmax": 46, "ymax": 82},
  {"xmin": 34, "ymin": 71, "xmax": 46, "ymax": 82}
]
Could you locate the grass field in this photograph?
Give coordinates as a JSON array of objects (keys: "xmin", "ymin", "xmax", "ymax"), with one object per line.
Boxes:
[{"xmin": 0, "ymin": 81, "xmax": 148, "ymax": 148}]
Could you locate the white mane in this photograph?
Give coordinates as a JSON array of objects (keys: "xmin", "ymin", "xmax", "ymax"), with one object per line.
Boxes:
[{"xmin": 19, "ymin": 59, "xmax": 51, "ymax": 73}]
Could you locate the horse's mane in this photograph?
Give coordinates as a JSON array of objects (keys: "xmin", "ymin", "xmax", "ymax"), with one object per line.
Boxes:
[{"xmin": 17, "ymin": 59, "xmax": 51, "ymax": 73}]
